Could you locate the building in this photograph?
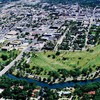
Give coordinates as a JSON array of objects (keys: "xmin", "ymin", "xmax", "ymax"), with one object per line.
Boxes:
[
  {"xmin": 1, "ymin": 46, "xmax": 13, "ymax": 51},
  {"xmin": 5, "ymin": 31, "xmax": 17, "ymax": 39}
]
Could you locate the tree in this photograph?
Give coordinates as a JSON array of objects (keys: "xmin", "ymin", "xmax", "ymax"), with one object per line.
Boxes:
[
  {"xmin": 24, "ymin": 63, "xmax": 30, "ymax": 68},
  {"xmin": 1, "ymin": 54, "xmax": 8, "ymax": 61},
  {"xmin": 47, "ymin": 77, "xmax": 51, "ymax": 82},
  {"xmin": 70, "ymin": 68, "xmax": 81, "ymax": 78},
  {"xmin": 82, "ymin": 94, "xmax": 91, "ymax": 100},
  {"xmin": 55, "ymin": 51, "xmax": 60, "ymax": 56},
  {"xmin": 0, "ymin": 75, "xmax": 38, "ymax": 99},
  {"xmin": 25, "ymin": 32, "xmax": 30, "ymax": 35},
  {"xmin": 94, "ymin": 89, "xmax": 100, "ymax": 100},
  {"xmin": 52, "ymin": 55, "xmax": 55, "ymax": 59},
  {"xmin": 82, "ymin": 68, "xmax": 88, "ymax": 76},
  {"xmin": 1, "ymin": 88, "xmax": 11, "ymax": 99},
  {"xmin": 42, "ymin": 88, "xmax": 59, "ymax": 100}
]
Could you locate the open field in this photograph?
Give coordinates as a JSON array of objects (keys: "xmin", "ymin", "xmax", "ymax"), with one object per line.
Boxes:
[
  {"xmin": 11, "ymin": 45, "xmax": 100, "ymax": 79},
  {"xmin": 30, "ymin": 44, "xmax": 100, "ymax": 72}
]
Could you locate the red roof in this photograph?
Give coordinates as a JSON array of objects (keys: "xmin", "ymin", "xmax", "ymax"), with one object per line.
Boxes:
[
  {"xmin": 33, "ymin": 89, "xmax": 39, "ymax": 93},
  {"xmin": 32, "ymin": 93, "xmax": 35, "ymax": 97},
  {"xmin": 88, "ymin": 91, "xmax": 96, "ymax": 95}
]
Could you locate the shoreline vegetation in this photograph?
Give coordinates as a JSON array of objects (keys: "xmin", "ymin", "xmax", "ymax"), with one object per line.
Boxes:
[{"xmin": 6, "ymin": 74, "xmax": 100, "ymax": 88}]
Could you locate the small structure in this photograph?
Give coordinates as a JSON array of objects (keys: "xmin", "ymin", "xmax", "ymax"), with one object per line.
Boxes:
[
  {"xmin": 88, "ymin": 91, "xmax": 96, "ymax": 95},
  {"xmin": 1, "ymin": 46, "xmax": 12, "ymax": 51},
  {"xmin": 31, "ymin": 89, "xmax": 40, "ymax": 97},
  {"xmin": 10, "ymin": 40, "xmax": 22, "ymax": 47},
  {"xmin": 5, "ymin": 31, "xmax": 17, "ymax": 39},
  {"xmin": 0, "ymin": 89, "xmax": 4, "ymax": 94},
  {"xmin": 57, "ymin": 91, "xmax": 71, "ymax": 97}
]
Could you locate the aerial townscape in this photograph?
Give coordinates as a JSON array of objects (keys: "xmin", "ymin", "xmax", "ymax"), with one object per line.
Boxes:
[{"xmin": 0, "ymin": 0, "xmax": 100, "ymax": 99}]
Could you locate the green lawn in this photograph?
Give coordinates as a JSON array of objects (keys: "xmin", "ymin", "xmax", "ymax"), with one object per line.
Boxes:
[{"xmin": 30, "ymin": 44, "xmax": 100, "ymax": 72}]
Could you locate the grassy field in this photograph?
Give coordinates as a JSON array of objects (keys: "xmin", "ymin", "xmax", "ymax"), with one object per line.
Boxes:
[{"xmin": 30, "ymin": 44, "xmax": 100, "ymax": 72}]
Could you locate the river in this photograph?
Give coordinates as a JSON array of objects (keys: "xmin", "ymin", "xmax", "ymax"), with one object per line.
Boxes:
[{"xmin": 6, "ymin": 74, "xmax": 100, "ymax": 89}]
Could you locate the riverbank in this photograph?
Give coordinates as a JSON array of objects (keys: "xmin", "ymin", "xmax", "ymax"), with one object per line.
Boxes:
[
  {"xmin": 12, "ymin": 69, "xmax": 100, "ymax": 84},
  {"xmin": 6, "ymin": 74, "xmax": 100, "ymax": 89}
]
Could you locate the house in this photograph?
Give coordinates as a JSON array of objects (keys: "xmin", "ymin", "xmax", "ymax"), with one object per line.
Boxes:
[
  {"xmin": 31, "ymin": 89, "xmax": 40, "ymax": 97},
  {"xmin": 31, "ymin": 30, "xmax": 42, "ymax": 36},
  {"xmin": 0, "ymin": 89, "xmax": 4, "ymax": 94},
  {"xmin": 1, "ymin": 46, "xmax": 13, "ymax": 51},
  {"xmin": 53, "ymin": 32, "xmax": 62, "ymax": 36},
  {"xmin": 83, "ymin": 19, "xmax": 90, "ymax": 27},
  {"xmin": 16, "ymin": 26, "xmax": 24, "ymax": 32},
  {"xmin": 41, "ymin": 36, "xmax": 50, "ymax": 41},
  {"xmin": 7, "ymin": 30, "xmax": 17, "ymax": 36},
  {"xmin": 10, "ymin": 40, "xmax": 22, "ymax": 47},
  {"xmin": 57, "ymin": 91, "xmax": 71, "ymax": 97},
  {"xmin": 5, "ymin": 31, "xmax": 17, "ymax": 39},
  {"xmin": 26, "ymin": 35, "xmax": 35, "ymax": 40},
  {"xmin": 88, "ymin": 91, "xmax": 96, "ymax": 95}
]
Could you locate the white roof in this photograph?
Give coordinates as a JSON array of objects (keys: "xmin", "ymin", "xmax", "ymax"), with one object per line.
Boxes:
[
  {"xmin": 5, "ymin": 35, "xmax": 17, "ymax": 39},
  {"xmin": 41, "ymin": 36, "xmax": 50, "ymax": 40},
  {"xmin": 7, "ymin": 31, "xmax": 17, "ymax": 35},
  {"xmin": 44, "ymin": 32, "xmax": 53, "ymax": 36},
  {"xmin": 58, "ymin": 91, "xmax": 71, "ymax": 95},
  {"xmin": 21, "ymin": 43, "xmax": 29, "ymax": 46},
  {"xmin": 0, "ymin": 89, "xmax": 4, "ymax": 94}
]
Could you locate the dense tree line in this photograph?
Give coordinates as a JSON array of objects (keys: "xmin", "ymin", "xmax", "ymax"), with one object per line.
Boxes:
[
  {"xmin": 0, "ymin": 75, "xmax": 38, "ymax": 99},
  {"xmin": 74, "ymin": 82, "xmax": 100, "ymax": 100}
]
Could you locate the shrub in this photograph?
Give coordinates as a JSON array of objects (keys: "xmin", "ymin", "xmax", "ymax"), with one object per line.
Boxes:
[
  {"xmin": 55, "ymin": 51, "xmax": 60, "ymax": 56},
  {"xmin": 47, "ymin": 55, "xmax": 51, "ymax": 57},
  {"xmin": 1, "ymin": 54, "xmax": 8, "ymax": 61},
  {"xmin": 52, "ymin": 55, "xmax": 55, "ymax": 59},
  {"xmin": 62, "ymin": 57, "xmax": 67, "ymax": 60}
]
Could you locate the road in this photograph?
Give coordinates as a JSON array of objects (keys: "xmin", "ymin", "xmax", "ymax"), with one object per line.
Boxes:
[
  {"xmin": 54, "ymin": 27, "xmax": 70, "ymax": 51},
  {"xmin": 85, "ymin": 7, "xmax": 97, "ymax": 47},
  {"xmin": 0, "ymin": 43, "xmax": 32, "ymax": 76},
  {"xmin": 70, "ymin": 34, "xmax": 79, "ymax": 50}
]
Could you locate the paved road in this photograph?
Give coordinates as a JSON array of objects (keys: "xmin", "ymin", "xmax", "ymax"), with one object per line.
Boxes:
[
  {"xmin": 70, "ymin": 34, "xmax": 79, "ymax": 50},
  {"xmin": 0, "ymin": 43, "xmax": 32, "ymax": 76},
  {"xmin": 85, "ymin": 7, "xmax": 97, "ymax": 47},
  {"xmin": 54, "ymin": 27, "xmax": 70, "ymax": 51}
]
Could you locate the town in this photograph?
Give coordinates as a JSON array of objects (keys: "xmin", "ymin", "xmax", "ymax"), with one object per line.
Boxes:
[
  {"xmin": 0, "ymin": 1, "xmax": 100, "ymax": 52},
  {"xmin": 0, "ymin": 0, "xmax": 100, "ymax": 100}
]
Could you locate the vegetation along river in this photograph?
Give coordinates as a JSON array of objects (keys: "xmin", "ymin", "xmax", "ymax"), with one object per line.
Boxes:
[{"xmin": 6, "ymin": 74, "xmax": 100, "ymax": 89}]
